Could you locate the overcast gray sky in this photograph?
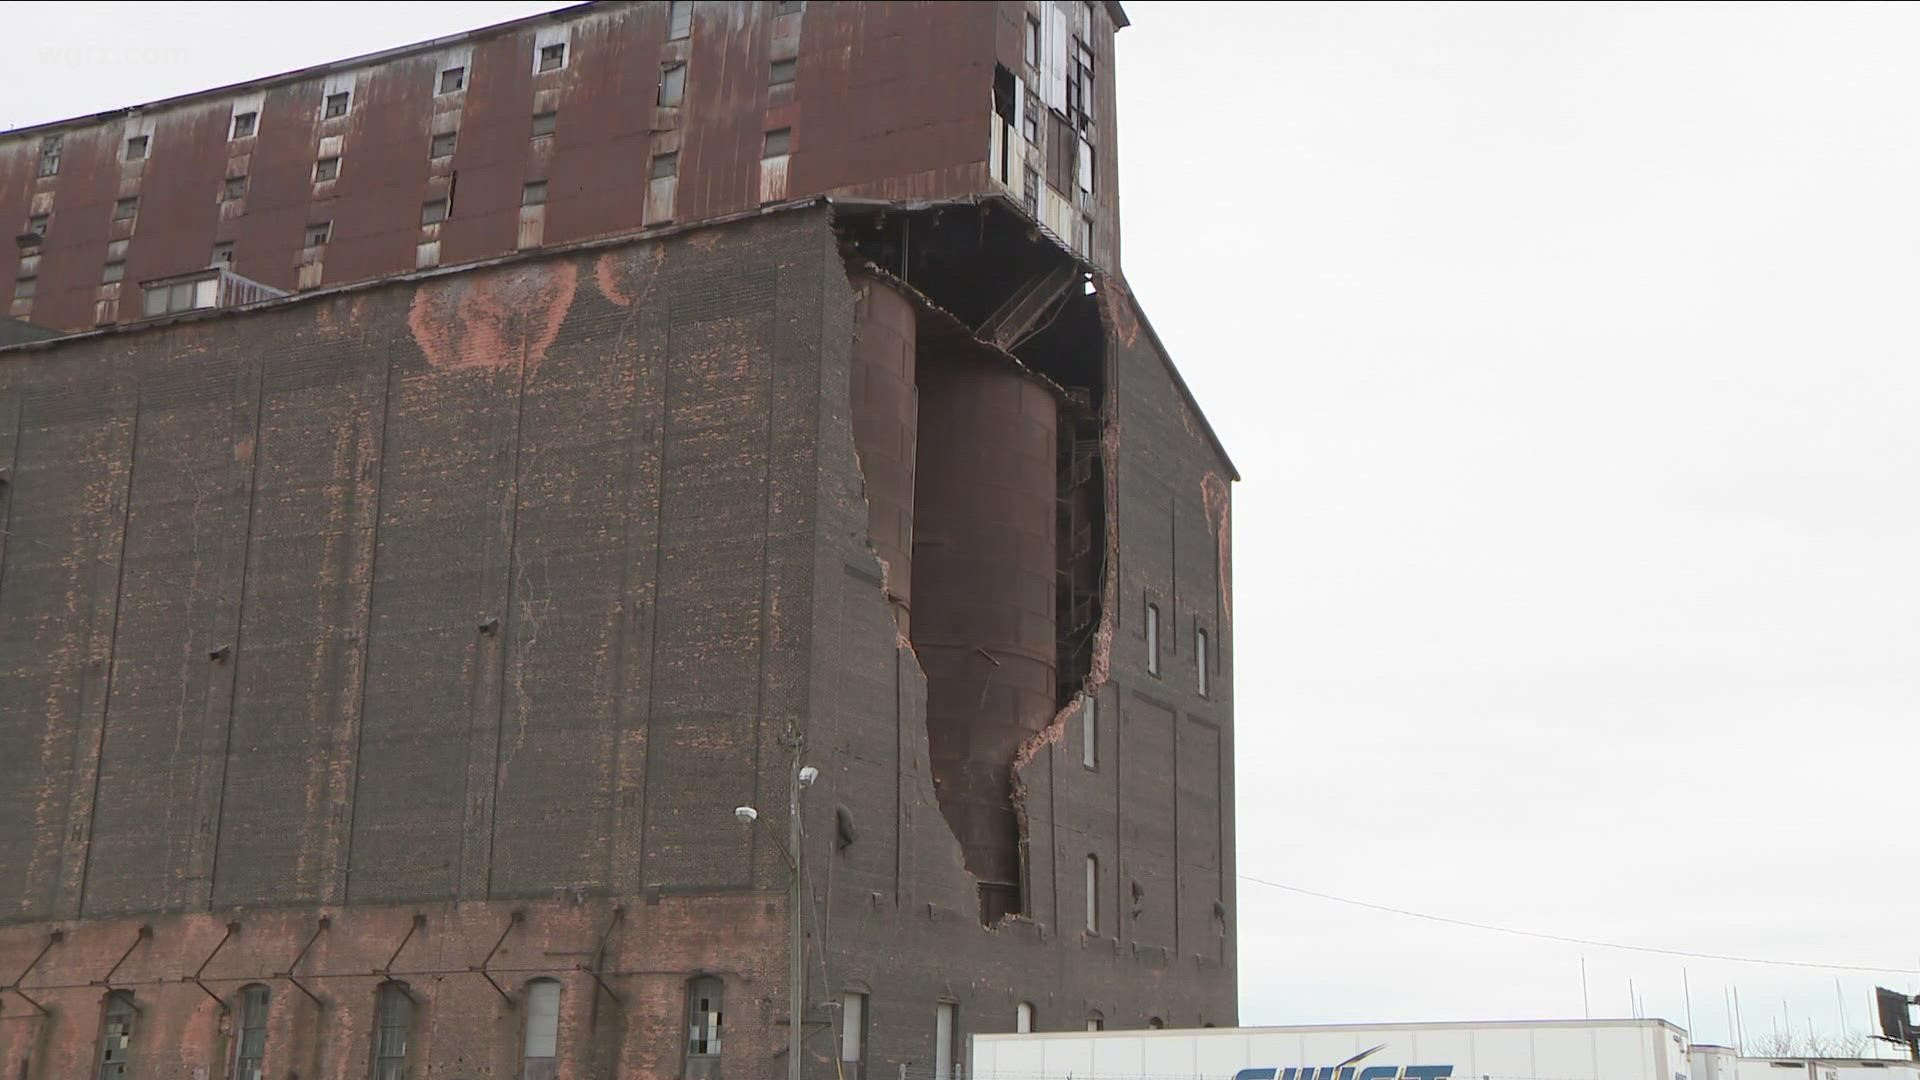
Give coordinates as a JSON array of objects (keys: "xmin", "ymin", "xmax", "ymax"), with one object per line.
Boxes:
[{"xmin": 6, "ymin": 0, "xmax": 1917, "ymax": 1050}]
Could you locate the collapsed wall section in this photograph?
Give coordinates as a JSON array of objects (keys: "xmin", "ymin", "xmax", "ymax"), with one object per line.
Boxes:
[{"xmin": 910, "ymin": 341, "xmax": 1060, "ymax": 925}]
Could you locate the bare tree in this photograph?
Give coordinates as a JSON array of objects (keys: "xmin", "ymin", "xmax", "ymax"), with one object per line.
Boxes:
[{"xmin": 1748, "ymin": 1023, "xmax": 1871, "ymax": 1059}]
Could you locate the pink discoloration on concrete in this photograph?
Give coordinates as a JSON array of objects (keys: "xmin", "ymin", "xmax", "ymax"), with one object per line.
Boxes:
[
  {"xmin": 593, "ymin": 245, "xmax": 665, "ymax": 308},
  {"xmin": 408, "ymin": 262, "xmax": 579, "ymax": 377}
]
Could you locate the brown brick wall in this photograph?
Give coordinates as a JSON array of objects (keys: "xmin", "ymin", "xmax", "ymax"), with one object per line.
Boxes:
[
  {"xmin": 0, "ymin": 896, "xmax": 784, "ymax": 1080},
  {"xmin": 0, "ymin": 207, "xmax": 840, "ymax": 1077},
  {"xmin": 0, "ymin": 202, "xmax": 1238, "ymax": 1078}
]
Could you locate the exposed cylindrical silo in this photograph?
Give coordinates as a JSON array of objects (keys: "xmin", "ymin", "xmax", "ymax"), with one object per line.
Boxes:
[
  {"xmin": 848, "ymin": 275, "xmax": 919, "ymax": 634},
  {"xmin": 911, "ymin": 344, "xmax": 1058, "ymax": 924}
]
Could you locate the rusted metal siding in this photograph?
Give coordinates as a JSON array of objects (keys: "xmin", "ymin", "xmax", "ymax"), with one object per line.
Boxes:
[
  {"xmin": 782, "ymin": 2, "xmax": 999, "ymax": 204},
  {"xmin": 0, "ymin": 0, "xmax": 1121, "ymax": 334}
]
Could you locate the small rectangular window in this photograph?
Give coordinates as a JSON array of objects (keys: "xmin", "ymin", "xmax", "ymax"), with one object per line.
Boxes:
[
  {"xmin": 1081, "ymin": 695, "xmax": 1097, "ymax": 769},
  {"xmin": 324, "ymin": 91, "xmax": 350, "ymax": 119},
  {"xmin": 223, "ymin": 175, "xmax": 247, "ymax": 200},
  {"xmin": 1145, "ymin": 602, "xmax": 1160, "ymax": 676},
  {"xmin": 522, "ymin": 181, "xmax": 548, "ymax": 206},
  {"xmin": 306, "ymin": 222, "xmax": 331, "ymax": 247},
  {"xmin": 1016, "ymin": 1002, "xmax": 1034, "ymax": 1034},
  {"xmin": 26, "ymin": 214, "xmax": 48, "ymax": 237},
  {"xmin": 125, "ymin": 135, "xmax": 148, "ymax": 160},
  {"xmin": 101, "ymin": 261, "xmax": 125, "ymax": 285},
  {"xmin": 113, "ymin": 197, "xmax": 138, "ymax": 222},
  {"xmin": 314, "ymin": 156, "xmax": 340, "ymax": 181},
  {"xmin": 421, "ymin": 199, "xmax": 448, "ymax": 225},
  {"xmin": 840, "ymin": 991, "xmax": 867, "ymax": 1066},
  {"xmin": 231, "ymin": 112, "xmax": 256, "ymax": 139},
  {"xmin": 934, "ymin": 1002, "xmax": 958, "ymax": 1080},
  {"xmin": 659, "ymin": 63, "xmax": 687, "ymax": 107},
  {"xmin": 1085, "ymin": 854, "xmax": 1099, "ymax": 932},
  {"xmin": 775, "ymin": 0, "xmax": 805, "ymax": 14},
  {"xmin": 38, "ymin": 136, "xmax": 61, "ymax": 177},
  {"xmin": 212, "ymin": 242, "xmax": 234, "ymax": 266},
  {"xmin": 668, "ymin": 0, "xmax": 692, "ymax": 40},
  {"xmin": 431, "ymin": 131, "xmax": 457, "ymax": 158},
  {"xmin": 539, "ymin": 43, "xmax": 566, "ymax": 72},
  {"xmin": 439, "ymin": 67, "xmax": 465, "ymax": 94},
  {"xmin": 13, "ymin": 277, "xmax": 36, "ymax": 302},
  {"xmin": 769, "ymin": 58, "xmax": 796, "ymax": 86},
  {"xmin": 1086, "ymin": 1016, "xmax": 1104, "ymax": 1032},
  {"xmin": 1022, "ymin": 165, "xmax": 1039, "ymax": 216},
  {"xmin": 763, "ymin": 127, "xmax": 791, "ymax": 158},
  {"xmin": 531, "ymin": 111, "xmax": 558, "ymax": 138},
  {"xmin": 650, "ymin": 152, "xmax": 678, "ymax": 179},
  {"xmin": 1196, "ymin": 627, "xmax": 1210, "ymax": 697},
  {"xmin": 1022, "ymin": 90, "xmax": 1040, "ymax": 144},
  {"xmin": 1025, "ymin": 15, "xmax": 1041, "ymax": 65}
]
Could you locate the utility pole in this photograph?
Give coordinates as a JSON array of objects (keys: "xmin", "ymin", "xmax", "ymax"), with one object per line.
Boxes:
[
  {"xmin": 788, "ymin": 732, "xmax": 807, "ymax": 1080},
  {"xmin": 736, "ymin": 732, "xmax": 816, "ymax": 1080}
]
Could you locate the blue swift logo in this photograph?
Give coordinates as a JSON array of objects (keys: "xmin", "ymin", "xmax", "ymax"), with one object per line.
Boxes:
[{"xmin": 1233, "ymin": 1044, "xmax": 1455, "ymax": 1080}]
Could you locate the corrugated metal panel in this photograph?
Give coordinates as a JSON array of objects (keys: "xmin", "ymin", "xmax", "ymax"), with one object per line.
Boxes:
[
  {"xmin": 1043, "ymin": 1, "xmax": 1069, "ymax": 111},
  {"xmin": 758, "ymin": 154, "xmax": 789, "ymax": 205},
  {"xmin": 644, "ymin": 175, "xmax": 675, "ymax": 225},
  {"xmin": 516, "ymin": 204, "xmax": 545, "ymax": 250}
]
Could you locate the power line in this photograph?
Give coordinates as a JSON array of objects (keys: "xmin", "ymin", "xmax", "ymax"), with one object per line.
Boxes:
[{"xmin": 1238, "ymin": 873, "xmax": 1919, "ymax": 976}]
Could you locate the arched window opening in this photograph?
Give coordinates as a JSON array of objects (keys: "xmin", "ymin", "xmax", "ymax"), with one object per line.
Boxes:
[
  {"xmin": 233, "ymin": 984, "xmax": 270, "ymax": 1080},
  {"xmin": 684, "ymin": 976, "xmax": 724, "ymax": 1079},
  {"xmin": 1016, "ymin": 1001, "xmax": 1035, "ymax": 1033},
  {"xmin": 523, "ymin": 979, "xmax": 561, "ymax": 1080},
  {"xmin": 373, "ymin": 981, "xmax": 414, "ymax": 1080},
  {"xmin": 97, "ymin": 991, "xmax": 136, "ymax": 1080},
  {"xmin": 840, "ymin": 990, "xmax": 869, "ymax": 1079}
]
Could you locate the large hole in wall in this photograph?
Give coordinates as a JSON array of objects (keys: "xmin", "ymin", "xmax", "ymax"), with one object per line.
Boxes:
[{"xmin": 838, "ymin": 201, "xmax": 1107, "ymax": 925}]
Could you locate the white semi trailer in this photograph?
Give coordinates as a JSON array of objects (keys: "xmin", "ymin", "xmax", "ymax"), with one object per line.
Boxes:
[{"xmin": 969, "ymin": 1018, "xmax": 1692, "ymax": 1080}]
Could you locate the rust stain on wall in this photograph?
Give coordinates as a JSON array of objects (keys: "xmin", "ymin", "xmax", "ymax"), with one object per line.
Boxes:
[
  {"xmin": 407, "ymin": 262, "xmax": 578, "ymax": 375},
  {"xmin": 1202, "ymin": 470, "xmax": 1233, "ymax": 627}
]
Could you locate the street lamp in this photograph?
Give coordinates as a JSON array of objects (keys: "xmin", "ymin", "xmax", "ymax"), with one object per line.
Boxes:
[{"xmin": 736, "ymin": 753, "xmax": 817, "ymax": 1080}]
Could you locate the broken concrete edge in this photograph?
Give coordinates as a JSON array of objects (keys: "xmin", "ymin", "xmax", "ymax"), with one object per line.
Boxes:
[
  {"xmin": 832, "ymin": 262, "xmax": 982, "ymax": 923},
  {"xmin": 998, "ymin": 273, "xmax": 1130, "ymax": 934}
]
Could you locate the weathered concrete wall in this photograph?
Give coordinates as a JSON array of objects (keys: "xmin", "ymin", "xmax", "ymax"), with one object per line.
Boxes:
[{"xmin": 0, "ymin": 206, "xmax": 840, "ymax": 1077}]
